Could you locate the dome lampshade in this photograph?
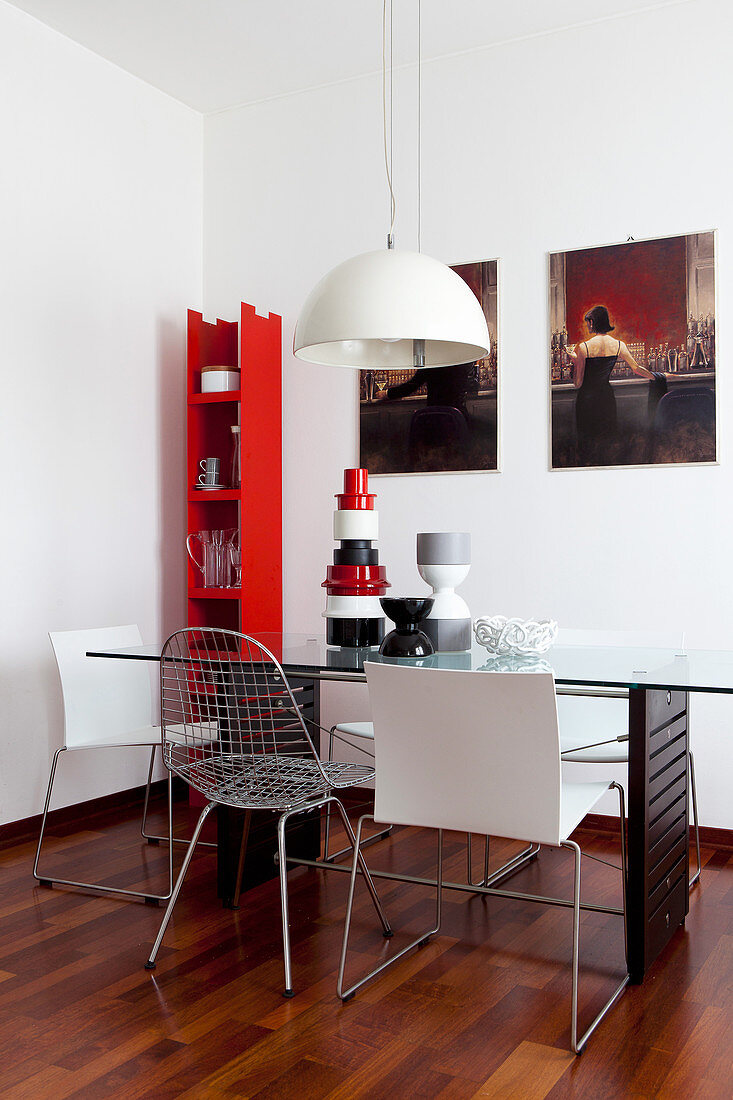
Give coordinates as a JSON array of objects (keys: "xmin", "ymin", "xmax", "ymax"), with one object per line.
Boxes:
[{"xmin": 293, "ymin": 249, "xmax": 490, "ymax": 369}]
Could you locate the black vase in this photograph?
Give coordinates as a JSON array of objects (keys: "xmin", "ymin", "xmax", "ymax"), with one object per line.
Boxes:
[{"xmin": 378, "ymin": 597, "xmax": 435, "ymax": 658}]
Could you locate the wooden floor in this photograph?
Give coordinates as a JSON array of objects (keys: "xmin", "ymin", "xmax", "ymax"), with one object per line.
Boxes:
[{"xmin": 1, "ymin": 794, "xmax": 731, "ymax": 1099}]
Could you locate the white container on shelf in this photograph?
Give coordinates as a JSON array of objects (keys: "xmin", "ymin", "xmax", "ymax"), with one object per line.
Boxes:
[{"xmin": 201, "ymin": 365, "xmax": 240, "ymax": 393}]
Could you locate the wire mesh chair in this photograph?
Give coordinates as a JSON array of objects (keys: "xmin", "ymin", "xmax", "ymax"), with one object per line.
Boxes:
[{"xmin": 144, "ymin": 628, "xmax": 391, "ymax": 996}]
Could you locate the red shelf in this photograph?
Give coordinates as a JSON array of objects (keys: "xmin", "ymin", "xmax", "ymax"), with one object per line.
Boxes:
[
  {"xmin": 188, "ymin": 391, "xmax": 241, "ymax": 405},
  {"xmin": 188, "ymin": 488, "xmax": 241, "ymax": 502},
  {"xmin": 186, "ymin": 306, "xmax": 282, "ymax": 634},
  {"xmin": 189, "ymin": 588, "xmax": 242, "ymax": 600}
]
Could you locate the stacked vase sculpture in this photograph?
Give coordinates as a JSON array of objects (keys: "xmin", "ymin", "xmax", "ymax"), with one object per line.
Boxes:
[
  {"xmin": 417, "ymin": 532, "xmax": 472, "ymax": 652},
  {"xmin": 322, "ymin": 469, "xmax": 390, "ymax": 647}
]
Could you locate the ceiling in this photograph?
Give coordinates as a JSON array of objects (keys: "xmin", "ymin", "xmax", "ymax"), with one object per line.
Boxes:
[{"xmin": 4, "ymin": 0, "xmax": 685, "ymax": 113}]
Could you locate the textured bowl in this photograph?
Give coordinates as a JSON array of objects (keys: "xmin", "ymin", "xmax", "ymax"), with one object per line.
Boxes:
[{"xmin": 473, "ymin": 615, "xmax": 558, "ymax": 657}]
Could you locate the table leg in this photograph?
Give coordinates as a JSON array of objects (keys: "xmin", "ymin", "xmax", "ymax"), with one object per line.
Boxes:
[{"xmin": 627, "ymin": 687, "xmax": 690, "ymax": 982}]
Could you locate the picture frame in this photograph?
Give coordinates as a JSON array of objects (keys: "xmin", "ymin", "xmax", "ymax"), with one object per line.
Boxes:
[
  {"xmin": 359, "ymin": 258, "xmax": 500, "ymax": 476},
  {"xmin": 549, "ymin": 231, "xmax": 717, "ymax": 471}
]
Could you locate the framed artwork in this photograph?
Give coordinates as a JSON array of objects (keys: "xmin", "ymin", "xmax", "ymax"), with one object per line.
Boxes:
[
  {"xmin": 549, "ymin": 231, "xmax": 717, "ymax": 470},
  {"xmin": 359, "ymin": 258, "xmax": 499, "ymax": 475}
]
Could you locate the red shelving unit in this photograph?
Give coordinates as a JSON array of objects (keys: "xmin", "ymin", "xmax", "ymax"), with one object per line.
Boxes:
[{"xmin": 186, "ymin": 305, "xmax": 282, "ymax": 634}]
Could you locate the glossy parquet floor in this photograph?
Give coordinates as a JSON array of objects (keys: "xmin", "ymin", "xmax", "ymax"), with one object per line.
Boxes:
[{"xmin": 0, "ymin": 794, "xmax": 731, "ymax": 1099}]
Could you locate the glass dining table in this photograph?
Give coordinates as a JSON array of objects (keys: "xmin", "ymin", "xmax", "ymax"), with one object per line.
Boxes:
[{"xmin": 88, "ymin": 632, "xmax": 733, "ymax": 984}]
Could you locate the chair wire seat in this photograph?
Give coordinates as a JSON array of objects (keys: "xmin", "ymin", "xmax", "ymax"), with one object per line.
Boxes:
[{"xmin": 166, "ymin": 745, "xmax": 374, "ymax": 810}]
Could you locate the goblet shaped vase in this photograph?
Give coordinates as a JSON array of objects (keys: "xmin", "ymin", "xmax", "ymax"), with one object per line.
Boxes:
[{"xmin": 378, "ymin": 597, "xmax": 435, "ymax": 658}]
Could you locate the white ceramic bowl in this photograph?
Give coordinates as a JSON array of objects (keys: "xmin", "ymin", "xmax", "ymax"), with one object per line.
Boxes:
[
  {"xmin": 201, "ymin": 367, "xmax": 240, "ymax": 393},
  {"xmin": 473, "ymin": 615, "xmax": 558, "ymax": 657}
]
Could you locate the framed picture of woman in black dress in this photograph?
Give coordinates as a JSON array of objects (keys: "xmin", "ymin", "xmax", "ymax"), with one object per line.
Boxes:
[
  {"xmin": 359, "ymin": 258, "xmax": 499, "ymax": 476},
  {"xmin": 549, "ymin": 232, "xmax": 717, "ymax": 470}
]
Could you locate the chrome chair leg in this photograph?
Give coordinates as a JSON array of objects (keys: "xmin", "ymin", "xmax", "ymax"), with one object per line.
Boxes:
[
  {"xmin": 466, "ymin": 833, "xmax": 491, "ymax": 887},
  {"xmin": 140, "ymin": 745, "xmax": 216, "ymax": 851},
  {"xmin": 484, "ymin": 842, "xmax": 541, "ymax": 888},
  {"xmin": 145, "ymin": 801, "xmax": 214, "ymax": 969},
  {"xmin": 140, "ymin": 745, "xmax": 158, "ymax": 842},
  {"xmin": 322, "ymin": 727, "xmax": 336, "ymax": 860},
  {"xmin": 563, "ymin": 780, "xmax": 629, "ymax": 1055},
  {"xmin": 338, "ymin": 815, "xmax": 441, "ymax": 1002},
  {"xmin": 277, "ymin": 812, "xmax": 295, "ymax": 998},
  {"xmin": 34, "ymin": 746, "xmax": 174, "ymax": 904},
  {"xmin": 33, "ymin": 747, "xmax": 66, "ymax": 886},
  {"xmin": 466, "ymin": 834, "xmax": 540, "ymax": 890},
  {"xmin": 278, "ymin": 796, "xmax": 391, "ymax": 998},
  {"xmin": 322, "ymin": 726, "xmax": 392, "ymax": 864},
  {"xmin": 689, "ymin": 751, "xmax": 702, "ymax": 889}
]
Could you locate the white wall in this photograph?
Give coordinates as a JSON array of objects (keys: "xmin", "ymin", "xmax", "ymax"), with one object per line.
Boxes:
[
  {"xmin": 0, "ymin": 4, "xmax": 201, "ymax": 823},
  {"xmin": 204, "ymin": 0, "xmax": 733, "ymax": 827}
]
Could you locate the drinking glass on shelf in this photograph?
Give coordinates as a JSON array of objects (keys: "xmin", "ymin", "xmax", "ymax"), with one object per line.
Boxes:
[{"xmin": 229, "ymin": 545, "xmax": 242, "ymax": 589}]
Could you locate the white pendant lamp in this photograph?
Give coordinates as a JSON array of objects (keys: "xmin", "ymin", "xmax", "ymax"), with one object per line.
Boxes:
[{"xmin": 293, "ymin": 1, "xmax": 489, "ymax": 371}]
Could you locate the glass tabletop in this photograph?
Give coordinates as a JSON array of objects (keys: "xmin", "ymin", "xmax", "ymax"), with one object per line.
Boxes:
[{"xmin": 86, "ymin": 633, "xmax": 733, "ymax": 694}]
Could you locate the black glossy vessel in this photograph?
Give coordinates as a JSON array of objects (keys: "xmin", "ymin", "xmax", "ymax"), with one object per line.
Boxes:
[{"xmin": 378, "ymin": 597, "xmax": 435, "ymax": 658}]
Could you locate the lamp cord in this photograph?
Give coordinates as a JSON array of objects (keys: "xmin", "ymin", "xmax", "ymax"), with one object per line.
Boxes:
[
  {"xmin": 383, "ymin": 0, "xmax": 396, "ymax": 245},
  {"xmin": 417, "ymin": 0, "xmax": 421, "ymax": 254}
]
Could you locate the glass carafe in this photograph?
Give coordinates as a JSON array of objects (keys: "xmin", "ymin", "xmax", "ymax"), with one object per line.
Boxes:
[
  {"xmin": 187, "ymin": 531, "xmax": 219, "ymax": 588},
  {"xmin": 187, "ymin": 529, "xmax": 238, "ymax": 588}
]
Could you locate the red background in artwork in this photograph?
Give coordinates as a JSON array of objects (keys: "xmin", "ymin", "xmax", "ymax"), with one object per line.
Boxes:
[{"xmin": 565, "ymin": 236, "xmax": 687, "ymax": 348}]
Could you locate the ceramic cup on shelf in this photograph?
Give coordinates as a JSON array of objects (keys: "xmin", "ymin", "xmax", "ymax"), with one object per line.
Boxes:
[{"xmin": 197, "ymin": 457, "xmax": 221, "ymax": 487}]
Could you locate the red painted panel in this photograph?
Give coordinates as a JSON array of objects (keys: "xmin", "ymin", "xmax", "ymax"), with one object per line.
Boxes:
[
  {"xmin": 565, "ymin": 237, "xmax": 688, "ymax": 348},
  {"xmin": 240, "ymin": 303, "xmax": 283, "ymax": 633}
]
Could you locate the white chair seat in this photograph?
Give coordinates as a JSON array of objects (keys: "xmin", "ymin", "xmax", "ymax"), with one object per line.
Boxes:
[
  {"xmin": 560, "ymin": 780, "xmax": 612, "ymax": 838},
  {"xmin": 71, "ymin": 724, "xmax": 160, "ymax": 750},
  {"xmin": 334, "ymin": 721, "xmax": 374, "ymax": 740},
  {"xmin": 560, "ymin": 735, "xmax": 628, "ymax": 765}
]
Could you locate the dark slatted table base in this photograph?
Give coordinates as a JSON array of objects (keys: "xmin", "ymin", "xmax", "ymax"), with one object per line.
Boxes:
[{"xmin": 628, "ymin": 688, "xmax": 689, "ymax": 982}]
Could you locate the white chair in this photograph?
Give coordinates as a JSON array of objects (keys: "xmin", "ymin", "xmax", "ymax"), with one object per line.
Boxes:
[
  {"xmin": 557, "ymin": 629, "xmax": 700, "ymax": 887},
  {"xmin": 337, "ymin": 661, "xmax": 628, "ymax": 1055},
  {"xmin": 33, "ymin": 625, "xmax": 174, "ymax": 903},
  {"xmin": 325, "ymin": 718, "xmax": 537, "ymax": 886}
]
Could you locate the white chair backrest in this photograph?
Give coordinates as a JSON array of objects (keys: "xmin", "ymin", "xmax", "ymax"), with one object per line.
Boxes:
[
  {"xmin": 365, "ymin": 662, "xmax": 564, "ymax": 847},
  {"xmin": 557, "ymin": 628, "xmax": 683, "ymax": 649},
  {"xmin": 49, "ymin": 625, "xmax": 153, "ymax": 748}
]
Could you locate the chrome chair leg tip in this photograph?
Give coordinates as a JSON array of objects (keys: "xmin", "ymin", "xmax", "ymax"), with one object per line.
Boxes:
[
  {"xmin": 282, "ymin": 988, "xmax": 295, "ymax": 999},
  {"xmin": 341, "ymin": 991, "xmax": 355, "ymax": 1003},
  {"xmin": 38, "ymin": 879, "xmax": 53, "ymax": 889},
  {"xmin": 383, "ymin": 928, "xmax": 394, "ymax": 938},
  {"xmin": 418, "ymin": 935, "xmax": 432, "ymax": 947},
  {"xmin": 144, "ymin": 896, "xmax": 160, "ymax": 907},
  {"xmin": 144, "ymin": 960, "xmax": 156, "ymax": 971},
  {"xmin": 146, "ymin": 837, "xmax": 160, "ymax": 846}
]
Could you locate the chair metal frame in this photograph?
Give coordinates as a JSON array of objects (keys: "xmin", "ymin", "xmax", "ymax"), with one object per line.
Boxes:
[
  {"xmin": 322, "ymin": 723, "xmax": 392, "ymax": 862},
  {"xmin": 336, "ymin": 662, "xmax": 630, "ymax": 1055},
  {"xmin": 144, "ymin": 628, "xmax": 391, "ymax": 995},
  {"xmin": 557, "ymin": 629, "xmax": 701, "ymax": 891}
]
